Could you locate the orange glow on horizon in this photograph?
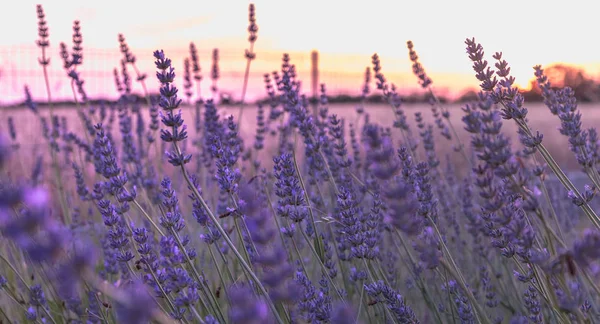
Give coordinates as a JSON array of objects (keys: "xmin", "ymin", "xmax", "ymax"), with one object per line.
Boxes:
[{"xmin": 2, "ymin": 0, "xmax": 600, "ymax": 103}]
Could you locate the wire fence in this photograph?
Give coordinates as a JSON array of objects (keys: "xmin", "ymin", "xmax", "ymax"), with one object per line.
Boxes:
[{"xmin": 0, "ymin": 44, "xmax": 415, "ymax": 105}]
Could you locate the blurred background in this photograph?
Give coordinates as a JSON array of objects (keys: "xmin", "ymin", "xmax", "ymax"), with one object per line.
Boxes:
[{"xmin": 2, "ymin": 0, "xmax": 600, "ymax": 105}]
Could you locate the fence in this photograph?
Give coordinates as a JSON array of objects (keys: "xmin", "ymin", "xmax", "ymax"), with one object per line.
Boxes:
[{"xmin": 0, "ymin": 44, "xmax": 415, "ymax": 105}]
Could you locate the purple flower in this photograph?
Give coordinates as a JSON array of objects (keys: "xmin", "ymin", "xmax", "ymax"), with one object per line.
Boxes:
[
  {"xmin": 536, "ymin": 65, "xmax": 596, "ymax": 167},
  {"xmin": 71, "ymin": 20, "xmax": 83, "ymax": 66},
  {"xmin": 412, "ymin": 227, "xmax": 441, "ymax": 269},
  {"xmin": 239, "ymin": 185, "xmax": 300, "ymax": 303},
  {"xmin": 96, "ymin": 196, "xmax": 133, "ymax": 264},
  {"xmin": 23, "ymin": 225, "xmax": 67, "ymax": 263},
  {"xmin": 211, "ymin": 49, "xmax": 220, "ymax": 94},
  {"xmin": 371, "ymin": 54, "xmax": 412, "ymax": 133},
  {"xmin": 349, "ymin": 123, "xmax": 362, "ymax": 171},
  {"xmin": 154, "ymin": 50, "xmax": 192, "ymax": 167},
  {"xmin": 362, "ymin": 124, "xmax": 399, "ymax": 180},
  {"xmin": 406, "ymin": 41, "xmax": 432, "ymax": 88},
  {"xmin": 26, "ymin": 306, "xmax": 37, "ymax": 320},
  {"xmin": 72, "ymin": 162, "xmax": 90, "ymax": 201},
  {"xmin": 360, "ymin": 67, "xmax": 371, "ymax": 104},
  {"xmin": 523, "ymin": 285, "xmax": 542, "ymax": 323},
  {"xmin": 465, "ymin": 38, "xmax": 496, "ymax": 93},
  {"xmin": 2, "ymin": 187, "xmax": 49, "ymax": 233},
  {"xmin": 35, "ymin": 5, "xmax": 49, "ymax": 48},
  {"xmin": 115, "ymin": 281, "xmax": 157, "ymax": 324},
  {"xmin": 480, "ymin": 266, "xmax": 498, "ymax": 308},
  {"xmin": 7, "ymin": 117, "xmax": 16, "ymax": 142},
  {"xmin": 331, "ymin": 302, "xmax": 360, "ymax": 324},
  {"xmin": 321, "ymin": 234, "xmax": 338, "ymax": 279},
  {"xmin": 247, "ymin": 4, "xmax": 258, "ymax": 44},
  {"xmin": 444, "ymin": 280, "xmax": 475, "ymax": 324},
  {"xmin": 183, "ymin": 58, "xmax": 193, "ymax": 100},
  {"xmin": 568, "ymin": 185, "xmax": 595, "ymax": 206},
  {"xmin": 273, "ymin": 153, "xmax": 307, "ymax": 223},
  {"xmin": 118, "ymin": 34, "xmax": 137, "ymax": 65},
  {"xmin": 159, "ymin": 177, "xmax": 185, "ymax": 232},
  {"xmin": 23, "ymin": 86, "xmax": 38, "ymax": 114},
  {"xmin": 228, "ymin": 285, "xmax": 273, "ymax": 324},
  {"xmin": 334, "ymin": 186, "xmax": 374, "ymax": 260},
  {"xmin": 254, "ymin": 103, "xmax": 267, "ymax": 152},
  {"xmin": 120, "ymin": 59, "xmax": 131, "ymax": 95},
  {"xmin": 29, "ymin": 284, "xmax": 47, "ymax": 307},
  {"xmin": 329, "ymin": 114, "xmax": 352, "ymax": 173},
  {"xmin": 364, "ymin": 281, "xmax": 419, "ymax": 323},
  {"xmin": 0, "ymin": 135, "xmax": 10, "ymax": 169},
  {"xmin": 571, "ymin": 229, "xmax": 600, "ymax": 268},
  {"xmin": 295, "ymin": 270, "xmax": 332, "ymax": 322},
  {"xmin": 55, "ymin": 239, "xmax": 96, "ymax": 299},
  {"xmin": 189, "ymin": 42, "xmax": 202, "ymax": 82}
]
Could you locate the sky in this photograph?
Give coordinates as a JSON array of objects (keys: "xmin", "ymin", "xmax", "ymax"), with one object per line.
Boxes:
[{"xmin": 1, "ymin": 0, "xmax": 600, "ymax": 103}]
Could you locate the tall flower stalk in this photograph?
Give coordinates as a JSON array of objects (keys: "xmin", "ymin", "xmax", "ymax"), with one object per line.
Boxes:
[
  {"xmin": 153, "ymin": 49, "xmax": 283, "ymax": 323},
  {"xmin": 35, "ymin": 5, "xmax": 70, "ymax": 224},
  {"xmin": 118, "ymin": 34, "xmax": 151, "ymax": 107},
  {"xmin": 534, "ymin": 65, "xmax": 600, "ymax": 188},
  {"xmin": 465, "ymin": 38, "xmax": 600, "ymax": 229},
  {"xmin": 238, "ymin": 3, "xmax": 259, "ymax": 124},
  {"xmin": 211, "ymin": 49, "xmax": 220, "ymax": 101},
  {"xmin": 406, "ymin": 40, "xmax": 471, "ymax": 167}
]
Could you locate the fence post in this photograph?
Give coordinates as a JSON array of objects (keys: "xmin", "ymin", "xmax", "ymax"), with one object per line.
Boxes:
[{"xmin": 311, "ymin": 50, "xmax": 319, "ymax": 117}]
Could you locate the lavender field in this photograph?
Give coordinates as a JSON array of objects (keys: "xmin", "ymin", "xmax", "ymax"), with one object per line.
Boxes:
[
  {"xmin": 3, "ymin": 3, "xmax": 600, "ymax": 324},
  {"xmin": 1, "ymin": 102, "xmax": 598, "ymax": 174}
]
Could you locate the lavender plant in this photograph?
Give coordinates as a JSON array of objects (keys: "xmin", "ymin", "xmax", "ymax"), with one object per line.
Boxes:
[{"xmin": 5, "ymin": 3, "xmax": 600, "ymax": 324}]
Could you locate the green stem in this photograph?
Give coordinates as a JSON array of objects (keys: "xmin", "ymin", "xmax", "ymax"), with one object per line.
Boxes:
[
  {"xmin": 440, "ymin": 267, "xmax": 457, "ymax": 324},
  {"xmin": 299, "ymin": 229, "xmax": 345, "ymax": 301},
  {"xmin": 130, "ymin": 198, "xmax": 165, "ymax": 236},
  {"xmin": 228, "ymin": 196, "xmax": 258, "ymax": 269},
  {"xmin": 171, "ymin": 144, "xmax": 284, "ymax": 324},
  {"xmin": 84, "ymin": 272, "xmax": 174, "ymax": 324},
  {"xmin": 393, "ymin": 230, "xmax": 444, "ymax": 323},
  {"xmin": 40, "ymin": 51, "xmax": 70, "ymax": 225},
  {"xmin": 264, "ymin": 187, "xmax": 294, "ymax": 263},
  {"xmin": 292, "ymin": 140, "xmax": 325, "ymax": 261},
  {"xmin": 237, "ymin": 42, "xmax": 255, "ymax": 126},
  {"xmin": 131, "ymin": 63, "xmax": 152, "ymax": 109},
  {"xmin": 355, "ymin": 282, "xmax": 366, "ymax": 323},
  {"xmin": 171, "ymin": 230, "xmax": 225, "ymax": 323},
  {"xmin": 427, "ymin": 218, "xmax": 490, "ymax": 324},
  {"xmin": 0, "ymin": 304, "xmax": 13, "ymax": 324},
  {"xmin": 291, "ymin": 234, "xmax": 310, "ymax": 276},
  {"xmin": 507, "ymin": 114, "xmax": 600, "ymax": 229},
  {"xmin": 147, "ymin": 266, "xmax": 181, "ymax": 322},
  {"xmin": 439, "ymin": 260, "xmax": 491, "ymax": 324},
  {"xmin": 215, "ymin": 244, "xmax": 235, "ymax": 284},
  {"xmin": 1, "ymin": 290, "xmax": 37, "ymax": 321},
  {"xmin": 427, "ymin": 87, "xmax": 472, "ymax": 168},
  {"xmin": 208, "ymin": 243, "xmax": 231, "ymax": 303},
  {"xmin": 361, "ymin": 259, "xmax": 398, "ymax": 324},
  {"xmin": 0, "ymin": 253, "xmax": 30, "ymax": 289}
]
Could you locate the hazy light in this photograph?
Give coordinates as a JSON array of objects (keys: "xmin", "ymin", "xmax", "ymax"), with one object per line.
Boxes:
[{"xmin": 2, "ymin": 0, "xmax": 599, "ymax": 103}]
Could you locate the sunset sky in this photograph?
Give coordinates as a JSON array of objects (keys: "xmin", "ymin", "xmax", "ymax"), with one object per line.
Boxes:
[{"xmin": 1, "ymin": 0, "xmax": 599, "ymax": 103}]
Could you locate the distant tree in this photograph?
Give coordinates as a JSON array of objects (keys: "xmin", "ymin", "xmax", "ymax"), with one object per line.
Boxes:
[
  {"xmin": 456, "ymin": 89, "xmax": 479, "ymax": 103},
  {"xmin": 527, "ymin": 64, "xmax": 598, "ymax": 102}
]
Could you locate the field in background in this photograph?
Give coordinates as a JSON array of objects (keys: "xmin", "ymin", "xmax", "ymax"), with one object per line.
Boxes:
[{"xmin": 1, "ymin": 102, "xmax": 594, "ymax": 174}]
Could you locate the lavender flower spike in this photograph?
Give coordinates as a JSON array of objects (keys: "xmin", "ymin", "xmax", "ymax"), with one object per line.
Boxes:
[
  {"xmin": 0, "ymin": 135, "xmax": 10, "ymax": 168},
  {"xmin": 153, "ymin": 49, "xmax": 191, "ymax": 166}
]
